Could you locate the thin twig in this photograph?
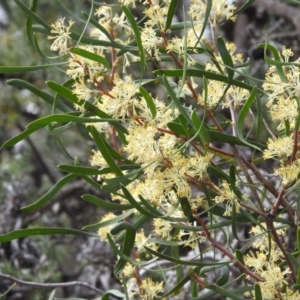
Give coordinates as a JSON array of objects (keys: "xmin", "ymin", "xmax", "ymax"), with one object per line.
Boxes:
[{"xmin": 0, "ymin": 273, "xmax": 104, "ymax": 294}]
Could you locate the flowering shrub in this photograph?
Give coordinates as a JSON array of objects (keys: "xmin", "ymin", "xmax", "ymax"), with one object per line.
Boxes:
[{"xmin": 1, "ymin": 0, "xmax": 300, "ymax": 299}]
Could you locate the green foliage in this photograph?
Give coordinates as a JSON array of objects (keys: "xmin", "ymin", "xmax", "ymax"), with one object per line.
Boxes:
[{"xmin": 2, "ymin": 0, "xmax": 300, "ymax": 299}]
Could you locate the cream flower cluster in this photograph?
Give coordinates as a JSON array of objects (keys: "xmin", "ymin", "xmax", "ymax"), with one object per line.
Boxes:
[{"xmin": 46, "ymin": 0, "xmax": 300, "ymax": 298}]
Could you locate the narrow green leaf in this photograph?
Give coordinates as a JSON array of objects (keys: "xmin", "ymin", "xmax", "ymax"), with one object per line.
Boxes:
[
  {"xmin": 154, "ymin": 69, "xmax": 265, "ymax": 94},
  {"xmin": 25, "ymin": 0, "xmax": 38, "ymax": 49},
  {"xmin": 82, "ymin": 209, "xmax": 134, "ymax": 231},
  {"xmin": 0, "ymin": 62, "xmax": 65, "ymax": 73},
  {"xmin": 101, "ymin": 165, "xmax": 146, "ymax": 193},
  {"xmin": 138, "ymin": 195, "xmax": 164, "ymax": 217},
  {"xmin": 114, "ymin": 214, "xmax": 150, "ymax": 244},
  {"xmin": 171, "ymin": 221, "xmax": 232, "ymax": 232},
  {"xmin": 0, "ymin": 227, "xmax": 96, "ymax": 243},
  {"xmin": 28, "ymin": 114, "xmax": 117, "ymax": 129},
  {"xmin": 46, "ymin": 81, "xmax": 128, "ymax": 133},
  {"xmin": 82, "ymin": 12, "xmax": 114, "ymax": 42},
  {"xmin": 233, "ymin": 0, "xmax": 256, "ymax": 16},
  {"xmin": 0, "ymin": 283, "xmax": 16, "ymax": 299},
  {"xmin": 235, "ymin": 249, "xmax": 246, "ymax": 277},
  {"xmin": 144, "ymin": 246, "xmax": 225, "ymax": 267},
  {"xmin": 161, "ymin": 268, "xmax": 198, "ymax": 298},
  {"xmin": 163, "ymin": 76, "xmax": 194, "ymax": 129},
  {"xmin": 122, "ymin": 5, "xmax": 146, "ymax": 77},
  {"xmin": 147, "ymin": 238, "xmax": 195, "ymax": 247},
  {"xmin": 58, "ymin": 165, "xmax": 103, "ymax": 176},
  {"xmin": 14, "ymin": 0, "xmax": 51, "ymax": 31},
  {"xmin": 165, "ymin": 0, "xmax": 179, "ymax": 30},
  {"xmin": 286, "ymin": 252, "xmax": 300, "ymax": 270},
  {"xmin": 21, "ymin": 174, "xmax": 77, "ymax": 212},
  {"xmin": 208, "ymin": 129, "xmax": 265, "ymax": 149},
  {"xmin": 167, "ymin": 121, "xmax": 193, "ymax": 136},
  {"xmin": 205, "ymin": 283, "xmax": 247, "ymax": 300},
  {"xmin": 216, "ymin": 266, "xmax": 229, "ymax": 286},
  {"xmin": 217, "ymin": 36, "xmax": 234, "ymax": 82},
  {"xmin": 70, "ymin": 47, "xmax": 110, "ymax": 69},
  {"xmin": 231, "ymin": 202, "xmax": 240, "ymax": 241},
  {"xmin": 110, "ymin": 222, "xmax": 136, "ymax": 277},
  {"xmin": 193, "ymin": 285, "xmax": 253, "ymax": 300},
  {"xmin": 82, "ymin": 194, "xmax": 132, "ymax": 210},
  {"xmin": 139, "ymin": 86, "xmax": 157, "ymax": 119},
  {"xmin": 172, "ymin": 239, "xmax": 184, "ymax": 295},
  {"xmin": 70, "ymin": 31, "xmax": 131, "ymax": 50},
  {"xmin": 237, "ymin": 86, "xmax": 261, "ymax": 150},
  {"xmin": 86, "ymin": 126, "xmax": 132, "ymax": 164},
  {"xmin": 190, "ymin": 0, "xmax": 211, "ymax": 50},
  {"xmin": 7, "ymin": 79, "xmax": 72, "ymax": 112},
  {"xmin": 258, "ymin": 42, "xmax": 287, "ymax": 82},
  {"xmin": 121, "ymin": 186, "xmax": 157, "ymax": 218},
  {"xmin": 254, "ymin": 283, "xmax": 263, "ymax": 300},
  {"xmin": 89, "ymin": 126, "xmax": 123, "ymax": 176},
  {"xmin": 179, "ymin": 197, "xmax": 193, "ymax": 219},
  {"xmin": 101, "ymin": 289, "xmax": 125, "ymax": 300},
  {"xmin": 107, "ymin": 233, "xmax": 157, "ymax": 268},
  {"xmin": 1, "ymin": 127, "xmax": 36, "ymax": 149},
  {"xmin": 47, "ymin": 289, "xmax": 56, "ymax": 300},
  {"xmin": 191, "ymin": 110, "xmax": 210, "ymax": 147}
]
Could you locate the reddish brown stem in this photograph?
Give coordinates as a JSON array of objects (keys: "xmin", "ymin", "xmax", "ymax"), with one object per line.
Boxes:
[
  {"xmin": 266, "ymin": 217, "xmax": 297, "ymax": 283},
  {"xmin": 194, "ymin": 212, "xmax": 264, "ymax": 282}
]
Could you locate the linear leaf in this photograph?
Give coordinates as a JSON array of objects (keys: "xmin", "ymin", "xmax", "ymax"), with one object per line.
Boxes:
[
  {"xmin": 217, "ymin": 36, "xmax": 234, "ymax": 82},
  {"xmin": 88, "ymin": 126, "xmax": 123, "ymax": 176},
  {"xmin": 121, "ymin": 186, "xmax": 157, "ymax": 218},
  {"xmin": 167, "ymin": 121, "xmax": 194, "ymax": 136},
  {"xmin": 139, "ymin": 86, "xmax": 157, "ymax": 119},
  {"xmin": 58, "ymin": 165, "xmax": 103, "ymax": 176},
  {"xmin": 163, "ymin": 76, "xmax": 195, "ymax": 129},
  {"xmin": 86, "ymin": 126, "xmax": 132, "ymax": 164},
  {"xmin": 191, "ymin": 110, "xmax": 210, "ymax": 147},
  {"xmin": 254, "ymin": 284, "xmax": 263, "ymax": 300},
  {"xmin": 107, "ymin": 234, "xmax": 157, "ymax": 268},
  {"xmin": 25, "ymin": 0, "xmax": 38, "ymax": 49},
  {"xmin": 1, "ymin": 127, "xmax": 36, "ymax": 149},
  {"xmin": 110, "ymin": 222, "xmax": 136, "ymax": 277},
  {"xmin": 101, "ymin": 289, "xmax": 125, "ymax": 300},
  {"xmin": 101, "ymin": 166, "xmax": 146, "ymax": 193},
  {"xmin": 216, "ymin": 266, "xmax": 230, "ymax": 286},
  {"xmin": 46, "ymin": 81, "xmax": 128, "ymax": 133},
  {"xmin": 70, "ymin": 47, "xmax": 110, "ymax": 69},
  {"xmin": 0, "ymin": 227, "xmax": 96, "ymax": 243},
  {"xmin": 161, "ymin": 269, "xmax": 197, "ymax": 298},
  {"xmin": 208, "ymin": 129, "xmax": 266, "ymax": 149},
  {"xmin": 258, "ymin": 42, "xmax": 287, "ymax": 82},
  {"xmin": 165, "ymin": 0, "xmax": 179, "ymax": 30},
  {"xmin": 14, "ymin": 0, "xmax": 51, "ymax": 31},
  {"xmin": 82, "ymin": 194, "xmax": 132, "ymax": 210},
  {"xmin": 70, "ymin": 31, "xmax": 131, "ymax": 50},
  {"xmin": 82, "ymin": 210, "xmax": 134, "ymax": 231},
  {"xmin": 144, "ymin": 246, "xmax": 225, "ymax": 267},
  {"xmin": 0, "ymin": 62, "xmax": 65, "ymax": 73},
  {"xmin": 7, "ymin": 79, "xmax": 72, "ymax": 112},
  {"xmin": 21, "ymin": 174, "xmax": 77, "ymax": 212},
  {"xmin": 122, "ymin": 5, "xmax": 146, "ymax": 77},
  {"xmin": 172, "ymin": 240, "xmax": 184, "ymax": 295},
  {"xmin": 114, "ymin": 215, "xmax": 150, "ymax": 245},
  {"xmin": 82, "ymin": 13, "xmax": 113, "ymax": 42},
  {"xmin": 233, "ymin": 0, "xmax": 256, "ymax": 16},
  {"xmin": 154, "ymin": 69, "xmax": 265, "ymax": 94},
  {"xmin": 237, "ymin": 87, "xmax": 261, "ymax": 150}
]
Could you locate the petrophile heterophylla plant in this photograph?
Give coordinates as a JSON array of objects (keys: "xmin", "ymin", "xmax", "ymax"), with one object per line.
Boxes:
[{"xmin": 2, "ymin": 0, "xmax": 300, "ymax": 299}]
